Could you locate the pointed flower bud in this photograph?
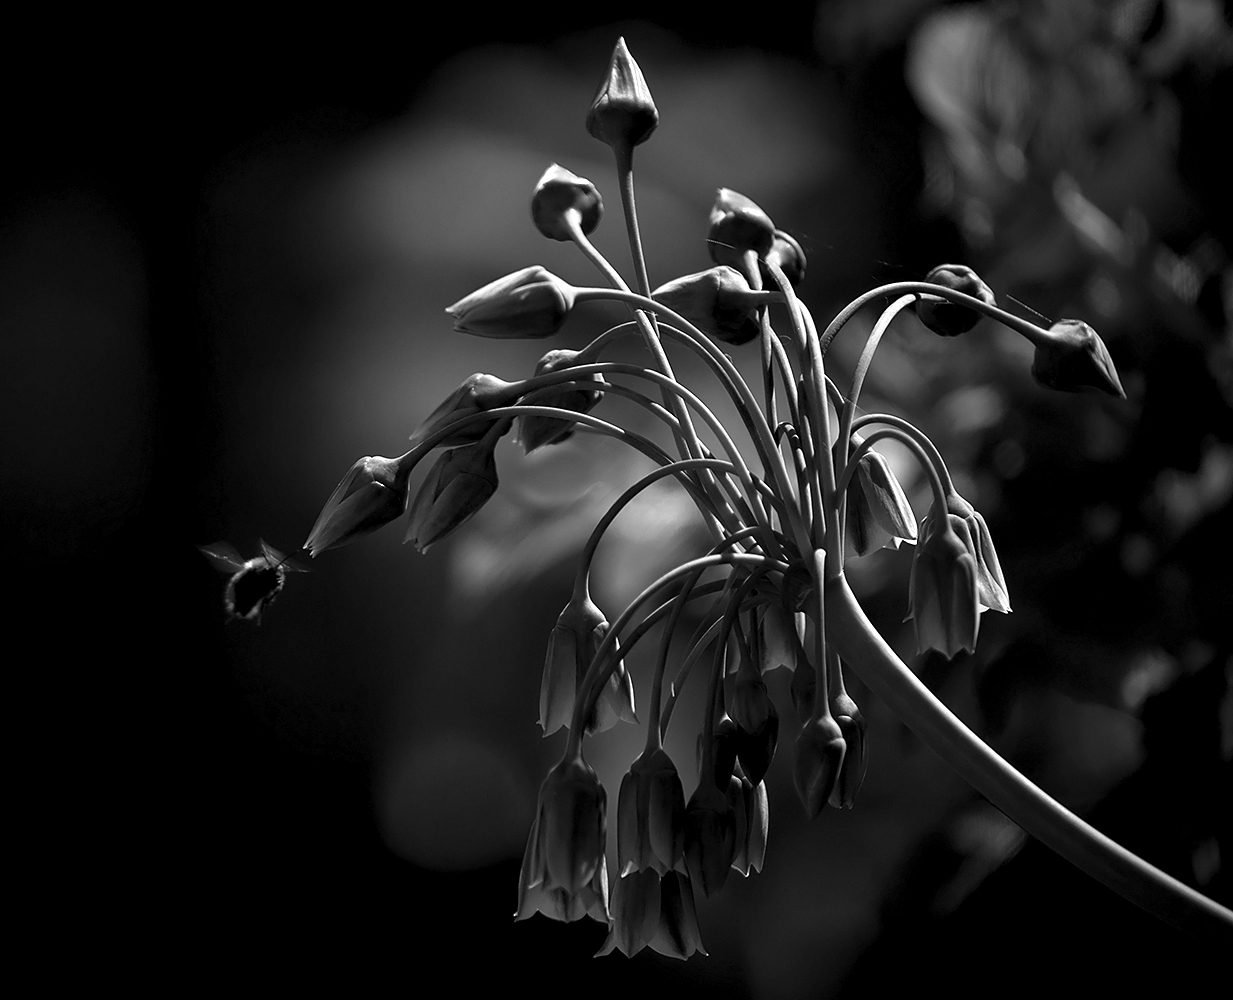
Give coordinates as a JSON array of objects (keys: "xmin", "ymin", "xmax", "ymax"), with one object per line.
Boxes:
[
  {"xmin": 1031, "ymin": 319, "xmax": 1126, "ymax": 397},
  {"xmin": 946, "ymin": 491, "xmax": 1010, "ymax": 613},
  {"xmin": 539, "ymin": 595, "xmax": 636, "ymax": 737},
  {"xmin": 906, "ymin": 509, "xmax": 981, "ymax": 657},
  {"xmin": 531, "ymin": 164, "xmax": 603, "ymax": 242},
  {"xmin": 842, "ymin": 434, "xmax": 918, "ymax": 557},
  {"xmin": 707, "ymin": 188, "xmax": 775, "ymax": 268},
  {"xmin": 404, "ymin": 439, "xmax": 498, "ymax": 553},
  {"xmin": 916, "ymin": 263, "xmax": 996, "ymax": 337},
  {"xmin": 793, "ymin": 714, "xmax": 846, "ymax": 820},
  {"xmin": 828, "ymin": 691, "xmax": 868, "ymax": 810},
  {"xmin": 617, "ymin": 747, "xmax": 687, "ymax": 877},
  {"xmin": 446, "ymin": 266, "xmax": 577, "ymax": 339},
  {"xmin": 597, "ymin": 870, "xmax": 706, "ymax": 960},
  {"xmin": 652, "ymin": 265, "xmax": 763, "ymax": 345},
  {"xmin": 762, "ymin": 228, "xmax": 806, "ymax": 286},
  {"xmin": 518, "ymin": 349, "xmax": 604, "ymax": 454},
  {"xmin": 586, "ymin": 37, "xmax": 659, "ymax": 150},
  {"xmin": 683, "ymin": 778, "xmax": 736, "ymax": 898},
  {"xmin": 304, "ymin": 455, "xmax": 409, "ymax": 556},
  {"xmin": 408, "ymin": 372, "xmax": 521, "ymax": 451}
]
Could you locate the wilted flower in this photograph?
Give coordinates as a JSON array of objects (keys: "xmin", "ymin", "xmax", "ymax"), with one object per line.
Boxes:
[
  {"xmin": 707, "ymin": 188, "xmax": 775, "ymax": 268},
  {"xmin": 793, "ymin": 714, "xmax": 846, "ymax": 820},
  {"xmin": 597, "ymin": 870, "xmax": 706, "ymax": 959},
  {"xmin": 539, "ymin": 595, "xmax": 636, "ymax": 736},
  {"xmin": 945, "ymin": 491, "xmax": 1010, "ymax": 613},
  {"xmin": 684, "ymin": 778, "xmax": 736, "ymax": 898},
  {"xmin": 907, "ymin": 510, "xmax": 980, "ymax": 657},
  {"xmin": 762, "ymin": 228, "xmax": 806, "ymax": 286},
  {"xmin": 617, "ymin": 747, "xmax": 687, "ymax": 876},
  {"xmin": 404, "ymin": 439, "xmax": 498, "ymax": 553},
  {"xmin": 518, "ymin": 349, "xmax": 604, "ymax": 453},
  {"xmin": 446, "ymin": 266, "xmax": 577, "ymax": 339},
  {"xmin": 531, "ymin": 164, "xmax": 603, "ymax": 242},
  {"xmin": 1031, "ymin": 319, "xmax": 1126, "ymax": 397},
  {"xmin": 407, "ymin": 373, "xmax": 521, "ymax": 451},
  {"xmin": 304, "ymin": 456, "xmax": 409, "ymax": 556},
  {"xmin": 842, "ymin": 436, "xmax": 918, "ymax": 557},
  {"xmin": 915, "ymin": 263, "xmax": 996, "ymax": 336},
  {"xmin": 828, "ymin": 690, "xmax": 867, "ymax": 809},
  {"xmin": 652, "ymin": 265, "xmax": 763, "ymax": 345},
  {"xmin": 586, "ymin": 37, "xmax": 659, "ymax": 150}
]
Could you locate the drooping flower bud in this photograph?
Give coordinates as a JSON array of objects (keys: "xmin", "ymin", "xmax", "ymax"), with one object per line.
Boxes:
[
  {"xmin": 539, "ymin": 595, "xmax": 637, "ymax": 737},
  {"xmin": 707, "ymin": 188, "xmax": 775, "ymax": 269},
  {"xmin": 404, "ymin": 439, "xmax": 499, "ymax": 553},
  {"xmin": 696, "ymin": 712, "xmax": 739, "ymax": 789},
  {"xmin": 531, "ymin": 164, "xmax": 603, "ymax": 242},
  {"xmin": 1031, "ymin": 319, "xmax": 1126, "ymax": 397},
  {"xmin": 729, "ymin": 658, "xmax": 779, "ymax": 786},
  {"xmin": 793, "ymin": 714, "xmax": 846, "ymax": 820},
  {"xmin": 841, "ymin": 435, "xmax": 918, "ymax": 557},
  {"xmin": 729, "ymin": 775, "xmax": 768, "ymax": 876},
  {"xmin": 946, "ymin": 490, "xmax": 1010, "ymax": 613},
  {"xmin": 828, "ymin": 691, "xmax": 867, "ymax": 810},
  {"xmin": 616, "ymin": 747, "xmax": 687, "ymax": 877},
  {"xmin": 652, "ymin": 265, "xmax": 763, "ymax": 345},
  {"xmin": 683, "ymin": 779, "xmax": 736, "ymax": 897},
  {"xmin": 915, "ymin": 263, "xmax": 996, "ymax": 337},
  {"xmin": 906, "ymin": 509, "xmax": 981, "ymax": 658},
  {"xmin": 446, "ymin": 266, "xmax": 577, "ymax": 339},
  {"xmin": 586, "ymin": 37, "xmax": 659, "ymax": 151},
  {"xmin": 408, "ymin": 373, "xmax": 521, "ymax": 451},
  {"xmin": 518, "ymin": 349, "xmax": 604, "ymax": 454},
  {"xmin": 304, "ymin": 455, "xmax": 409, "ymax": 556},
  {"xmin": 761, "ymin": 228, "xmax": 806, "ymax": 286}
]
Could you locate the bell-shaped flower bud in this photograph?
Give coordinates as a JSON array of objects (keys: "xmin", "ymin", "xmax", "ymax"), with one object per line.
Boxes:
[
  {"xmin": 842, "ymin": 435, "xmax": 918, "ymax": 558},
  {"xmin": 518, "ymin": 349, "xmax": 604, "ymax": 454},
  {"xmin": 1031, "ymin": 319, "xmax": 1126, "ymax": 397},
  {"xmin": 915, "ymin": 263, "xmax": 996, "ymax": 337},
  {"xmin": 652, "ymin": 265, "xmax": 763, "ymax": 345},
  {"xmin": 531, "ymin": 164, "xmax": 603, "ymax": 242},
  {"xmin": 616, "ymin": 747, "xmax": 687, "ymax": 877},
  {"xmin": 586, "ymin": 37, "xmax": 659, "ymax": 151},
  {"xmin": 404, "ymin": 439, "xmax": 498, "ymax": 553},
  {"xmin": 946, "ymin": 490, "xmax": 1010, "ymax": 613},
  {"xmin": 906, "ymin": 509, "xmax": 981, "ymax": 658},
  {"xmin": 408, "ymin": 373, "xmax": 521, "ymax": 451},
  {"xmin": 539, "ymin": 595, "xmax": 637, "ymax": 737},
  {"xmin": 793, "ymin": 714, "xmax": 846, "ymax": 820},
  {"xmin": 708, "ymin": 188, "xmax": 776, "ymax": 269},
  {"xmin": 828, "ymin": 691, "xmax": 868, "ymax": 810},
  {"xmin": 683, "ymin": 778, "xmax": 736, "ymax": 898},
  {"xmin": 514, "ymin": 807, "xmax": 610, "ymax": 924},
  {"xmin": 729, "ymin": 775, "xmax": 768, "ymax": 876},
  {"xmin": 761, "ymin": 229, "xmax": 806, "ymax": 287},
  {"xmin": 446, "ymin": 266, "xmax": 577, "ymax": 340},
  {"xmin": 304, "ymin": 455, "xmax": 409, "ymax": 556}
]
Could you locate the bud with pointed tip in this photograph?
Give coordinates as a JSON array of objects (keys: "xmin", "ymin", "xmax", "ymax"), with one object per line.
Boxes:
[
  {"xmin": 540, "ymin": 596, "xmax": 636, "ymax": 737},
  {"xmin": 408, "ymin": 372, "xmax": 521, "ymax": 450},
  {"xmin": 586, "ymin": 37, "xmax": 659, "ymax": 151},
  {"xmin": 404, "ymin": 439, "xmax": 499, "ymax": 553},
  {"xmin": 446, "ymin": 266, "xmax": 577, "ymax": 340},
  {"xmin": 652, "ymin": 265, "xmax": 764, "ymax": 345},
  {"xmin": 762, "ymin": 229, "xmax": 806, "ymax": 286},
  {"xmin": 1031, "ymin": 319, "xmax": 1125, "ymax": 397},
  {"xmin": 531, "ymin": 164, "xmax": 603, "ymax": 242},
  {"xmin": 708, "ymin": 188, "xmax": 775, "ymax": 269},
  {"xmin": 518, "ymin": 349, "xmax": 604, "ymax": 453},
  {"xmin": 793, "ymin": 714, "xmax": 846, "ymax": 820},
  {"xmin": 828, "ymin": 691, "xmax": 868, "ymax": 809},
  {"xmin": 304, "ymin": 455, "xmax": 409, "ymax": 556},
  {"xmin": 842, "ymin": 435, "xmax": 918, "ymax": 557},
  {"xmin": 906, "ymin": 509, "xmax": 981, "ymax": 657},
  {"xmin": 616, "ymin": 747, "xmax": 687, "ymax": 877},
  {"xmin": 916, "ymin": 263, "xmax": 996, "ymax": 336}
]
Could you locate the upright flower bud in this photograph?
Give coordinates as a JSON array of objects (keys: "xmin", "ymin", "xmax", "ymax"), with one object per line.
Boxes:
[
  {"xmin": 404, "ymin": 439, "xmax": 499, "ymax": 553},
  {"xmin": 586, "ymin": 37, "xmax": 659, "ymax": 150},
  {"xmin": 518, "ymin": 349, "xmax": 604, "ymax": 454},
  {"xmin": 761, "ymin": 228, "xmax": 806, "ymax": 287},
  {"xmin": 707, "ymin": 188, "xmax": 775, "ymax": 269},
  {"xmin": 539, "ymin": 595, "xmax": 637, "ymax": 737},
  {"xmin": 304, "ymin": 455, "xmax": 409, "ymax": 556},
  {"xmin": 1031, "ymin": 319, "xmax": 1126, "ymax": 397},
  {"xmin": 616, "ymin": 747, "xmax": 687, "ymax": 877},
  {"xmin": 915, "ymin": 263, "xmax": 996, "ymax": 336},
  {"xmin": 531, "ymin": 164, "xmax": 603, "ymax": 241},
  {"xmin": 446, "ymin": 266, "xmax": 577, "ymax": 340},
  {"xmin": 906, "ymin": 509, "xmax": 981, "ymax": 657},
  {"xmin": 946, "ymin": 491, "xmax": 1010, "ymax": 613},
  {"xmin": 652, "ymin": 265, "xmax": 764, "ymax": 345},
  {"xmin": 793, "ymin": 714, "xmax": 846, "ymax": 820},
  {"xmin": 842, "ymin": 435, "xmax": 918, "ymax": 557},
  {"xmin": 408, "ymin": 373, "xmax": 521, "ymax": 451}
]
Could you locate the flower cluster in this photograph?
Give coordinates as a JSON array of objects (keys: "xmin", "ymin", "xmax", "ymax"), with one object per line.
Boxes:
[{"xmin": 299, "ymin": 40, "xmax": 1230, "ymax": 951}]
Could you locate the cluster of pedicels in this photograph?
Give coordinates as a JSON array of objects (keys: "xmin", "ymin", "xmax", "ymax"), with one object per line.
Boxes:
[{"xmin": 301, "ymin": 40, "xmax": 1126, "ymax": 959}]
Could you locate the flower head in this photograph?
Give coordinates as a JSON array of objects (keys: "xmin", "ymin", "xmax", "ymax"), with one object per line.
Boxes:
[
  {"xmin": 793, "ymin": 714, "xmax": 846, "ymax": 820},
  {"xmin": 1031, "ymin": 319, "xmax": 1125, "ymax": 397},
  {"xmin": 652, "ymin": 265, "xmax": 763, "ymax": 345},
  {"xmin": 446, "ymin": 266, "xmax": 577, "ymax": 339},
  {"xmin": 915, "ymin": 263, "xmax": 995, "ymax": 336},
  {"xmin": 616, "ymin": 747, "xmax": 687, "ymax": 877},
  {"xmin": 404, "ymin": 439, "xmax": 499, "ymax": 553},
  {"xmin": 842, "ymin": 436, "xmax": 918, "ymax": 557},
  {"xmin": 408, "ymin": 373, "xmax": 521, "ymax": 451},
  {"xmin": 531, "ymin": 164, "xmax": 603, "ymax": 242},
  {"xmin": 586, "ymin": 37, "xmax": 659, "ymax": 151},
  {"xmin": 304, "ymin": 456, "xmax": 409, "ymax": 556},
  {"xmin": 907, "ymin": 509, "xmax": 981, "ymax": 657},
  {"xmin": 539, "ymin": 595, "xmax": 636, "ymax": 736},
  {"xmin": 518, "ymin": 349, "xmax": 604, "ymax": 454},
  {"xmin": 708, "ymin": 188, "xmax": 775, "ymax": 269}
]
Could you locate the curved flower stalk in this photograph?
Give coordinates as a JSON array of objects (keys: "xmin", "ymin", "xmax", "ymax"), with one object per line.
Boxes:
[{"xmin": 290, "ymin": 38, "xmax": 1233, "ymax": 955}]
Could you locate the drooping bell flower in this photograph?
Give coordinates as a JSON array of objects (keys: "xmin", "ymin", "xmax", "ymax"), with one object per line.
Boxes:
[
  {"xmin": 906, "ymin": 509, "xmax": 981, "ymax": 658},
  {"xmin": 404, "ymin": 438, "xmax": 499, "ymax": 553},
  {"xmin": 1031, "ymin": 319, "xmax": 1126, "ymax": 397},
  {"xmin": 945, "ymin": 490, "xmax": 1010, "ymax": 613},
  {"xmin": 304, "ymin": 455, "xmax": 410, "ymax": 556},
  {"xmin": 597, "ymin": 869, "xmax": 706, "ymax": 959},
  {"xmin": 729, "ymin": 657, "xmax": 779, "ymax": 786},
  {"xmin": 707, "ymin": 188, "xmax": 775, "ymax": 270},
  {"xmin": 446, "ymin": 266, "xmax": 577, "ymax": 340},
  {"xmin": 616, "ymin": 747, "xmax": 687, "ymax": 877},
  {"xmin": 793, "ymin": 713, "xmax": 846, "ymax": 820},
  {"xmin": 407, "ymin": 372, "xmax": 521, "ymax": 451},
  {"xmin": 828, "ymin": 690, "xmax": 868, "ymax": 810},
  {"xmin": 729, "ymin": 775, "xmax": 768, "ymax": 876},
  {"xmin": 841, "ymin": 434, "xmax": 918, "ymax": 557},
  {"xmin": 758, "ymin": 602, "xmax": 799, "ymax": 673},
  {"xmin": 915, "ymin": 263, "xmax": 996, "ymax": 336},
  {"xmin": 518, "ymin": 349, "xmax": 604, "ymax": 454},
  {"xmin": 539, "ymin": 595, "xmax": 636, "ymax": 736},
  {"xmin": 683, "ymin": 778, "xmax": 736, "ymax": 898},
  {"xmin": 652, "ymin": 265, "xmax": 764, "ymax": 345},
  {"xmin": 586, "ymin": 37, "xmax": 659, "ymax": 151},
  {"xmin": 531, "ymin": 163, "xmax": 603, "ymax": 242},
  {"xmin": 514, "ymin": 810, "xmax": 610, "ymax": 924},
  {"xmin": 695, "ymin": 712, "xmax": 739, "ymax": 789}
]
